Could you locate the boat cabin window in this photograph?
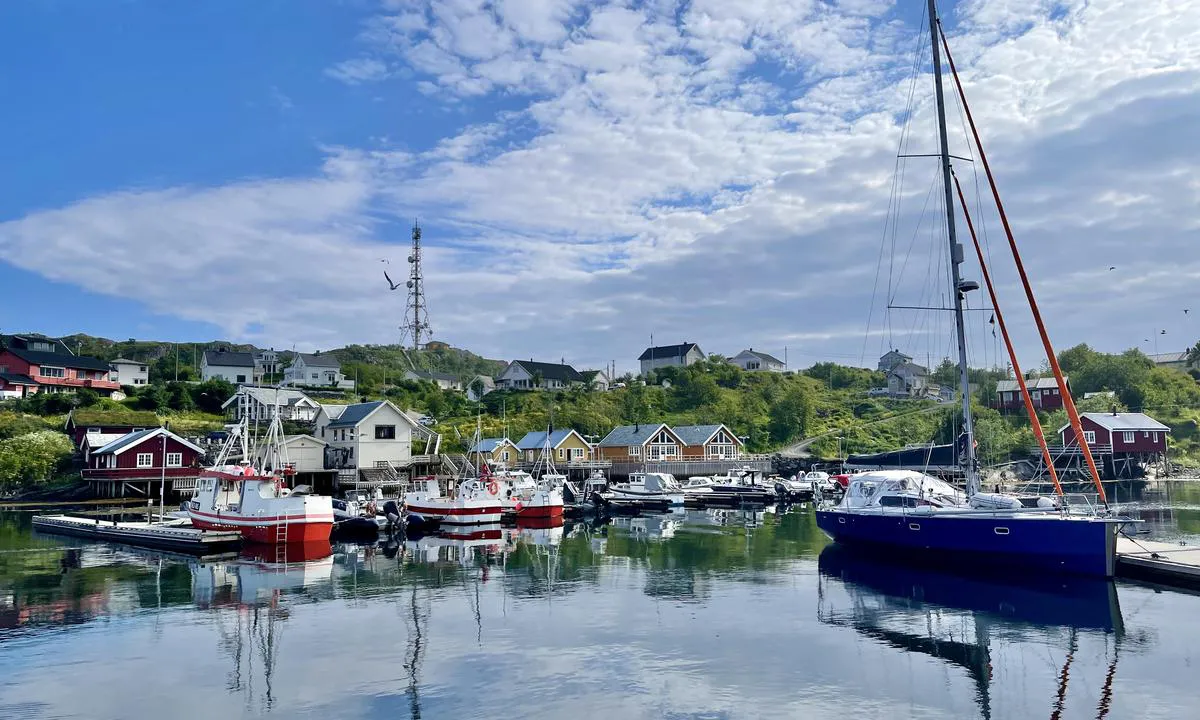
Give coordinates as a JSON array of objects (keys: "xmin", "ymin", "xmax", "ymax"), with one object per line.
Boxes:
[{"xmin": 878, "ymin": 495, "xmax": 920, "ymax": 508}]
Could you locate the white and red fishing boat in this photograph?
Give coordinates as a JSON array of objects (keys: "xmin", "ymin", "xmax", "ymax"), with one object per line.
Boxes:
[
  {"xmin": 403, "ymin": 476, "xmax": 503, "ymax": 525},
  {"xmin": 187, "ymin": 409, "xmax": 334, "ymax": 544}
]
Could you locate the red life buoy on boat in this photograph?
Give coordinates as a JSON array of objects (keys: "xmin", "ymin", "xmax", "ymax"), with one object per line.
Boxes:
[{"xmin": 487, "ymin": 480, "xmax": 499, "ymax": 496}]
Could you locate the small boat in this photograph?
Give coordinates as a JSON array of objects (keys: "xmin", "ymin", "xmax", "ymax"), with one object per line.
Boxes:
[
  {"xmin": 187, "ymin": 412, "xmax": 334, "ymax": 545},
  {"xmin": 703, "ymin": 467, "xmax": 778, "ymax": 504},
  {"xmin": 403, "ymin": 476, "xmax": 503, "ymax": 526},
  {"xmin": 682, "ymin": 476, "xmax": 716, "ymax": 494},
  {"xmin": 607, "ymin": 472, "xmax": 685, "ymax": 506}
]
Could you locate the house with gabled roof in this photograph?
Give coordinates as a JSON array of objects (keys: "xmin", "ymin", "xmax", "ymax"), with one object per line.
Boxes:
[
  {"xmin": 284, "ymin": 352, "xmax": 354, "ymax": 390},
  {"xmin": 1059, "ymin": 412, "xmax": 1170, "ymax": 454},
  {"xmin": 730, "ymin": 349, "xmax": 785, "ymax": 372},
  {"xmin": 201, "ymin": 349, "xmax": 256, "ymax": 384},
  {"xmin": 468, "ymin": 437, "xmax": 520, "ymax": 467},
  {"xmin": 886, "ymin": 361, "xmax": 929, "ymax": 396},
  {"xmin": 404, "ymin": 369, "xmax": 463, "ymax": 391},
  {"xmin": 672, "ymin": 424, "xmax": 743, "ymax": 460},
  {"xmin": 994, "ymin": 376, "xmax": 1070, "ymax": 411},
  {"xmin": 0, "ymin": 334, "xmax": 121, "ymax": 396},
  {"xmin": 639, "ymin": 342, "xmax": 704, "ymax": 375},
  {"xmin": 596, "ymin": 423, "xmax": 685, "ymax": 463},
  {"xmin": 878, "ymin": 349, "xmax": 913, "ymax": 373},
  {"xmin": 221, "ymin": 386, "xmax": 320, "ymax": 424},
  {"xmin": 314, "ymin": 399, "xmax": 419, "ymax": 474},
  {"xmin": 515, "ymin": 429, "xmax": 592, "ymax": 463},
  {"xmin": 82, "ymin": 428, "xmax": 206, "ymax": 482},
  {"xmin": 496, "ymin": 359, "xmax": 584, "ymax": 391}
]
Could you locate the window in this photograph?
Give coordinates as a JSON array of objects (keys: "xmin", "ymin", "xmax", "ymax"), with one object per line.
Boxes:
[
  {"xmin": 135, "ymin": 378, "xmax": 147, "ymax": 385},
  {"xmin": 87, "ymin": 427, "xmax": 100, "ymax": 434},
  {"xmin": 375, "ymin": 425, "xmax": 396, "ymax": 440},
  {"xmin": 1153, "ymin": 432, "xmax": 1160, "ymax": 443},
  {"xmin": 557, "ymin": 448, "xmax": 566, "ymax": 460},
  {"xmin": 1143, "ymin": 431, "xmax": 1150, "ymax": 438},
  {"xmin": 501, "ymin": 450, "xmax": 510, "ymax": 462},
  {"xmin": 1083, "ymin": 431, "xmax": 1096, "ymax": 444},
  {"xmin": 1052, "ymin": 388, "xmax": 1059, "ymax": 395},
  {"xmin": 1122, "ymin": 431, "xmax": 1135, "ymax": 444},
  {"xmin": 236, "ymin": 375, "xmax": 246, "ymax": 383},
  {"xmin": 75, "ymin": 370, "xmax": 86, "ymax": 379},
  {"xmin": 628, "ymin": 445, "xmax": 640, "ymax": 456},
  {"xmin": 139, "ymin": 365, "xmax": 147, "ymax": 372},
  {"xmin": 571, "ymin": 447, "xmax": 584, "ymax": 460},
  {"xmin": 311, "ymin": 373, "xmax": 319, "ymax": 379},
  {"xmin": 39, "ymin": 366, "xmax": 65, "ymax": 378},
  {"xmin": 136, "ymin": 453, "xmax": 154, "ymax": 468},
  {"xmin": 166, "ymin": 453, "xmax": 183, "ymax": 467}
]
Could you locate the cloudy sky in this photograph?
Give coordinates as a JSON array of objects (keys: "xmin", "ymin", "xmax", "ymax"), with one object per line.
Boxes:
[{"xmin": 0, "ymin": 0, "xmax": 1196, "ymax": 373}]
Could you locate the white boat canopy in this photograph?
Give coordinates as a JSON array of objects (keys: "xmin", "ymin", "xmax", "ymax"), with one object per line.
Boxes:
[{"xmin": 839, "ymin": 470, "xmax": 966, "ymax": 510}]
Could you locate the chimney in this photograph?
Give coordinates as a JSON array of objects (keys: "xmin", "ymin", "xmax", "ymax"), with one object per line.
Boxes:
[{"xmin": 1111, "ymin": 405, "xmax": 1118, "ymax": 416}]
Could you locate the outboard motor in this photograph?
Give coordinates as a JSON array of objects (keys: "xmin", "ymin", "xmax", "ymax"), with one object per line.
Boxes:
[
  {"xmin": 563, "ymin": 481, "xmax": 579, "ymax": 504},
  {"xmin": 383, "ymin": 499, "xmax": 402, "ymax": 529}
]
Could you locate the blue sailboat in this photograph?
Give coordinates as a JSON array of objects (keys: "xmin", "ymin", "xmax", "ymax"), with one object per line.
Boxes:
[{"xmin": 815, "ymin": 0, "xmax": 1132, "ymax": 578}]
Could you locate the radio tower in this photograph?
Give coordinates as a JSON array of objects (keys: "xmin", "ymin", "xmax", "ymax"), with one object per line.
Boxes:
[{"xmin": 400, "ymin": 219, "xmax": 432, "ymax": 350}]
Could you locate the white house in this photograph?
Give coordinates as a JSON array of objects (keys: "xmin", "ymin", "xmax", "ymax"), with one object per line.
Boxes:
[
  {"xmin": 639, "ymin": 343, "xmax": 705, "ymax": 375},
  {"xmin": 109, "ymin": 358, "xmax": 150, "ymax": 386},
  {"xmin": 221, "ymin": 386, "xmax": 321, "ymax": 424},
  {"xmin": 404, "ymin": 369, "xmax": 462, "ymax": 391},
  {"xmin": 878, "ymin": 349, "xmax": 913, "ymax": 373},
  {"xmin": 730, "ymin": 349, "xmax": 785, "ymax": 372},
  {"xmin": 201, "ymin": 350, "xmax": 256, "ymax": 384},
  {"xmin": 496, "ymin": 360, "xmax": 585, "ymax": 391},
  {"xmin": 581, "ymin": 369, "xmax": 612, "ymax": 391},
  {"xmin": 281, "ymin": 434, "xmax": 327, "ymax": 474},
  {"xmin": 465, "ymin": 374, "xmax": 496, "ymax": 401},
  {"xmin": 255, "ymin": 348, "xmax": 282, "ymax": 378},
  {"xmin": 314, "ymin": 400, "xmax": 419, "ymax": 471},
  {"xmin": 284, "ymin": 352, "xmax": 355, "ymax": 390},
  {"xmin": 887, "ymin": 361, "xmax": 930, "ymax": 396}
]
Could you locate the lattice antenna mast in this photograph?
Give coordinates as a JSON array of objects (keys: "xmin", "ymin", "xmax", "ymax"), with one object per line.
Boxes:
[{"xmin": 401, "ymin": 219, "xmax": 432, "ymax": 350}]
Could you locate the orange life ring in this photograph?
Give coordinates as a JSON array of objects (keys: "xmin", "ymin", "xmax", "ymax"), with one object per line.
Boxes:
[{"xmin": 487, "ymin": 480, "xmax": 499, "ymax": 496}]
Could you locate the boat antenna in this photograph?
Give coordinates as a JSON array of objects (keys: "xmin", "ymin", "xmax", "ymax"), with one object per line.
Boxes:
[{"xmin": 928, "ymin": 0, "xmax": 979, "ymax": 494}]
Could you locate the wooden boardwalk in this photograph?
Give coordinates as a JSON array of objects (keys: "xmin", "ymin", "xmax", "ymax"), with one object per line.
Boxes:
[
  {"xmin": 32, "ymin": 515, "xmax": 242, "ymax": 555},
  {"xmin": 1116, "ymin": 537, "xmax": 1200, "ymax": 589}
]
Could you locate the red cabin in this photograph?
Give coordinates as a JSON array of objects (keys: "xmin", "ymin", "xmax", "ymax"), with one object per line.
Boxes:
[
  {"xmin": 82, "ymin": 428, "xmax": 206, "ymax": 497},
  {"xmin": 1059, "ymin": 412, "xmax": 1170, "ymax": 454},
  {"xmin": 994, "ymin": 376, "xmax": 1069, "ymax": 411},
  {"xmin": 0, "ymin": 334, "xmax": 121, "ymax": 396}
]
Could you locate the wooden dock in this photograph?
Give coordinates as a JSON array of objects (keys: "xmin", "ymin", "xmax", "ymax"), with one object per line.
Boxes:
[
  {"xmin": 32, "ymin": 515, "xmax": 242, "ymax": 555},
  {"xmin": 1116, "ymin": 537, "xmax": 1200, "ymax": 589}
]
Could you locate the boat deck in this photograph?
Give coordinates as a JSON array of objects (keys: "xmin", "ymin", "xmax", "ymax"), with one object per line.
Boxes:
[
  {"xmin": 32, "ymin": 515, "xmax": 243, "ymax": 555},
  {"xmin": 1116, "ymin": 537, "xmax": 1200, "ymax": 589}
]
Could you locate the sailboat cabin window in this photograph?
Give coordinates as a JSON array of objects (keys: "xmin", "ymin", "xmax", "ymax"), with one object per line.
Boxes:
[
  {"xmin": 375, "ymin": 425, "xmax": 396, "ymax": 440},
  {"xmin": 1083, "ymin": 431, "xmax": 1096, "ymax": 444}
]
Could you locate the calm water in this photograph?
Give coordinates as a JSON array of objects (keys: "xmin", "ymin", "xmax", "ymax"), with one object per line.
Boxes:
[{"xmin": 1, "ymin": 482, "xmax": 1199, "ymax": 720}]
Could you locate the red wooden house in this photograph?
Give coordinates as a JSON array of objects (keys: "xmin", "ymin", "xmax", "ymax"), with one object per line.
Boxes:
[
  {"xmin": 65, "ymin": 409, "xmax": 161, "ymax": 448},
  {"xmin": 82, "ymin": 428, "xmax": 206, "ymax": 496},
  {"xmin": 994, "ymin": 376, "xmax": 1070, "ymax": 411},
  {"xmin": 0, "ymin": 335, "xmax": 121, "ymax": 395},
  {"xmin": 1059, "ymin": 412, "xmax": 1170, "ymax": 454}
]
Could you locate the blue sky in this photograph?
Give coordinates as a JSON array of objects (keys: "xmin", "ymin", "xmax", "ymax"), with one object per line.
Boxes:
[{"xmin": 1, "ymin": 0, "xmax": 1197, "ymax": 371}]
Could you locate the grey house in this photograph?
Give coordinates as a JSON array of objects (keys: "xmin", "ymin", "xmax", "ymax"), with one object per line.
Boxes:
[{"xmin": 639, "ymin": 342, "xmax": 705, "ymax": 376}]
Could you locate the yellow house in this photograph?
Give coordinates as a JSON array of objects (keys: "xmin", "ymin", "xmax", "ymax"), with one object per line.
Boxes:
[
  {"xmin": 516, "ymin": 429, "xmax": 592, "ymax": 463},
  {"xmin": 469, "ymin": 437, "xmax": 520, "ymax": 467}
]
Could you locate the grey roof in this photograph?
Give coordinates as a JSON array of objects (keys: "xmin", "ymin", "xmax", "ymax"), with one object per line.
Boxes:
[
  {"xmin": 0, "ymin": 372, "xmax": 38, "ymax": 385},
  {"xmin": 93, "ymin": 428, "xmax": 203, "ymax": 456},
  {"xmin": 736, "ymin": 349, "xmax": 784, "ymax": 365},
  {"xmin": 409, "ymin": 369, "xmax": 459, "ymax": 382},
  {"xmin": 638, "ymin": 343, "xmax": 701, "ymax": 361},
  {"xmin": 222, "ymin": 386, "xmax": 316, "ymax": 409},
  {"xmin": 1148, "ymin": 351, "xmax": 1188, "ymax": 364},
  {"xmin": 326, "ymin": 401, "xmax": 384, "ymax": 428},
  {"xmin": 511, "ymin": 360, "xmax": 584, "ymax": 383},
  {"xmin": 516, "ymin": 429, "xmax": 583, "ymax": 450},
  {"xmin": 995, "ymin": 376, "xmax": 1069, "ymax": 392},
  {"xmin": 1079, "ymin": 412, "xmax": 1170, "ymax": 432},
  {"xmin": 203, "ymin": 350, "xmax": 255, "ymax": 368},
  {"xmin": 470, "ymin": 437, "xmax": 515, "ymax": 453},
  {"xmin": 295, "ymin": 352, "xmax": 340, "ymax": 368},
  {"xmin": 109, "ymin": 358, "xmax": 141, "ymax": 365},
  {"xmin": 671, "ymin": 424, "xmax": 733, "ymax": 447},
  {"xmin": 887, "ymin": 361, "xmax": 929, "ymax": 377},
  {"xmin": 320, "ymin": 404, "xmax": 348, "ymax": 420},
  {"xmin": 598, "ymin": 423, "xmax": 672, "ymax": 447}
]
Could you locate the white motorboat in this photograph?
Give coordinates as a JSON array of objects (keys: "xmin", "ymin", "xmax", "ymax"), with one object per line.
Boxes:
[
  {"xmin": 682, "ymin": 476, "xmax": 716, "ymax": 494},
  {"xmin": 403, "ymin": 476, "xmax": 503, "ymax": 525},
  {"xmin": 607, "ymin": 472, "xmax": 685, "ymax": 506}
]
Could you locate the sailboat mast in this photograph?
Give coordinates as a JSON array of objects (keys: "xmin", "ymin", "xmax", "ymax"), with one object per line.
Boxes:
[{"xmin": 928, "ymin": 0, "xmax": 978, "ymax": 493}]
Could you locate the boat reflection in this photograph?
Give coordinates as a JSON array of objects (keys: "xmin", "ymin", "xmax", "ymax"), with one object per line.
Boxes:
[{"xmin": 817, "ymin": 544, "xmax": 1126, "ymax": 719}]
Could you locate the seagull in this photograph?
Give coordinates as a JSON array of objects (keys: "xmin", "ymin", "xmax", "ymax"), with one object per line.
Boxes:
[
  {"xmin": 1108, "ymin": 266, "xmax": 1116, "ymax": 271},
  {"xmin": 1185, "ymin": 309, "xmax": 1190, "ymax": 315},
  {"xmin": 1161, "ymin": 329, "xmax": 1167, "ymax": 335},
  {"xmin": 379, "ymin": 258, "xmax": 390, "ymax": 264},
  {"xmin": 384, "ymin": 270, "xmax": 401, "ymax": 290}
]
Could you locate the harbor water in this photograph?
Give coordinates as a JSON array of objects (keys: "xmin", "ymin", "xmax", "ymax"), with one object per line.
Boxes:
[{"xmin": 2, "ymin": 481, "xmax": 1199, "ymax": 719}]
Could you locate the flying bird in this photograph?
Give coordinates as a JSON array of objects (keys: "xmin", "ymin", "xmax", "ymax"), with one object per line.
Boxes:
[
  {"xmin": 1161, "ymin": 329, "xmax": 1167, "ymax": 334},
  {"xmin": 1108, "ymin": 266, "xmax": 1116, "ymax": 271},
  {"xmin": 1185, "ymin": 309, "xmax": 1190, "ymax": 315},
  {"xmin": 384, "ymin": 270, "xmax": 401, "ymax": 290}
]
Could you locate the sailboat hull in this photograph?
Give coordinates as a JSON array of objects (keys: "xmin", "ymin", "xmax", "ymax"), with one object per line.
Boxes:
[{"xmin": 816, "ymin": 509, "xmax": 1120, "ymax": 578}]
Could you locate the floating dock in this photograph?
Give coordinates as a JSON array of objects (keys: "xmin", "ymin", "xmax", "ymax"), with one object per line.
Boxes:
[
  {"xmin": 1116, "ymin": 537, "xmax": 1200, "ymax": 589},
  {"xmin": 32, "ymin": 515, "xmax": 242, "ymax": 555}
]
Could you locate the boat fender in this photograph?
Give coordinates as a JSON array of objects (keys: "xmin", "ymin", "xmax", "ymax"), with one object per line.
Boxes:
[
  {"xmin": 487, "ymin": 480, "xmax": 499, "ymax": 496},
  {"xmin": 1036, "ymin": 496, "xmax": 1058, "ymax": 508}
]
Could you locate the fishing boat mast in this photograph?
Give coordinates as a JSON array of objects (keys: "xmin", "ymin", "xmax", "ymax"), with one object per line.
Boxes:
[{"xmin": 928, "ymin": 0, "xmax": 979, "ymax": 495}]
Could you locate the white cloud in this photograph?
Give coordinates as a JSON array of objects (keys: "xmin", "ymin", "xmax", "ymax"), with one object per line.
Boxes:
[
  {"xmin": 325, "ymin": 57, "xmax": 391, "ymax": 84},
  {"xmin": 3, "ymin": 0, "xmax": 1200, "ymax": 371}
]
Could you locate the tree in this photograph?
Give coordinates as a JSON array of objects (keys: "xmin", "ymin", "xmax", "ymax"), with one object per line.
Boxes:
[
  {"xmin": 190, "ymin": 378, "xmax": 236, "ymax": 414},
  {"xmin": 768, "ymin": 385, "xmax": 813, "ymax": 444},
  {"xmin": 1187, "ymin": 341, "xmax": 1200, "ymax": 369},
  {"xmin": 166, "ymin": 382, "xmax": 195, "ymax": 411},
  {"xmin": 0, "ymin": 431, "xmax": 74, "ymax": 489}
]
